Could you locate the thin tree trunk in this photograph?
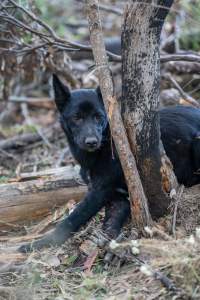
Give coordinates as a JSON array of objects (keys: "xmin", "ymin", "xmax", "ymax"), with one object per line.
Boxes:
[
  {"xmin": 85, "ymin": 0, "xmax": 152, "ymax": 228},
  {"xmin": 121, "ymin": 0, "xmax": 178, "ymax": 218}
]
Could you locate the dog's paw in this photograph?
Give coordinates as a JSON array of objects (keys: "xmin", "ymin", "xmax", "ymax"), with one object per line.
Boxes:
[{"xmin": 18, "ymin": 226, "xmax": 72, "ymax": 253}]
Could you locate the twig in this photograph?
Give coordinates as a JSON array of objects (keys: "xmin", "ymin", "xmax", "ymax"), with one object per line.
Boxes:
[
  {"xmin": 161, "ymin": 53, "xmax": 200, "ymax": 64},
  {"xmin": 0, "ymin": 124, "xmax": 62, "ymax": 150},
  {"xmin": 56, "ymin": 148, "xmax": 70, "ymax": 167},
  {"xmin": 171, "ymin": 185, "xmax": 184, "ymax": 238},
  {"xmin": 188, "ymin": 83, "xmax": 200, "ymax": 97},
  {"xmin": 98, "ymin": 3, "xmax": 123, "ymax": 15},
  {"xmin": 9, "ymin": 96, "xmax": 54, "ymax": 108},
  {"xmin": 21, "ymin": 103, "xmax": 52, "ymax": 148},
  {"xmin": 94, "ymin": 234, "xmax": 178, "ymax": 292},
  {"xmin": 165, "ymin": 74, "xmax": 200, "ymax": 108},
  {"xmin": 153, "ymin": 270, "xmax": 177, "ymax": 291}
]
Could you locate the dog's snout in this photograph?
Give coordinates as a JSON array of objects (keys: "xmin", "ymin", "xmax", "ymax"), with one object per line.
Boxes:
[{"xmin": 85, "ymin": 137, "xmax": 98, "ymax": 148}]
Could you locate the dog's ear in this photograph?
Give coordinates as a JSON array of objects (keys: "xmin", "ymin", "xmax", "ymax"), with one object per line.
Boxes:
[{"xmin": 53, "ymin": 74, "xmax": 71, "ymax": 113}]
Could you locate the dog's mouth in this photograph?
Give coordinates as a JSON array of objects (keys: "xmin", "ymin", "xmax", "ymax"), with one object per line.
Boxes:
[
  {"xmin": 79, "ymin": 136, "xmax": 101, "ymax": 152},
  {"xmin": 84, "ymin": 143, "xmax": 100, "ymax": 152},
  {"xmin": 78, "ymin": 141, "xmax": 101, "ymax": 152}
]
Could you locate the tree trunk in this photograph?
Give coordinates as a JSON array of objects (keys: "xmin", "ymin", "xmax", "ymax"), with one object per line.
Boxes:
[
  {"xmin": 86, "ymin": 0, "xmax": 152, "ymax": 229},
  {"xmin": 0, "ymin": 166, "xmax": 86, "ymax": 227},
  {"xmin": 121, "ymin": 0, "xmax": 178, "ymax": 218}
]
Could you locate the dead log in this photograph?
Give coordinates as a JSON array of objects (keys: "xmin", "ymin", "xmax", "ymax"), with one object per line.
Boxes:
[
  {"xmin": 86, "ymin": 0, "xmax": 151, "ymax": 229},
  {"xmin": 121, "ymin": 0, "xmax": 178, "ymax": 218},
  {"xmin": 0, "ymin": 166, "xmax": 87, "ymax": 228}
]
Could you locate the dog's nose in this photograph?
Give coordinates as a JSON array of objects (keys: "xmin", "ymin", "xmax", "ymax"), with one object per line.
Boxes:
[{"xmin": 85, "ymin": 137, "xmax": 98, "ymax": 147}]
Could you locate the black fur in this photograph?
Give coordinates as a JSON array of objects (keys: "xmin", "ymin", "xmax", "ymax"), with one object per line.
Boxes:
[
  {"xmin": 160, "ymin": 105, "xmax": 200, "ymax": 186},
  {"xmin": 19, "ymin": 75, "xmax": 200, "ymax": 252}
]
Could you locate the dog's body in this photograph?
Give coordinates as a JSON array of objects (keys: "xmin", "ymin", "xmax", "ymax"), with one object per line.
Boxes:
[{"xmin": 19, "ymin": 75, "xmax": 200, "ymax": 252}]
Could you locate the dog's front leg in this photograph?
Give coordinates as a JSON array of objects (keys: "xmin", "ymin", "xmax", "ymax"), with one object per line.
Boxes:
[
  {"xmin": 103, "ymin": 195, "xmax": 130, "ymax": 239},
  {"xmin": 18, "ymin": 187, "xmax": 111, "ymax": 252}
]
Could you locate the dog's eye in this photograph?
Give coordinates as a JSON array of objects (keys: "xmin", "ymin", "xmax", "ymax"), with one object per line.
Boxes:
[
  {"xmin": 94, "ymin": 114, "xmax": 101, "ymax": 121},
  {"xmin": 72, "ymin": 116, "xmax": 83, "ymax": 123}
]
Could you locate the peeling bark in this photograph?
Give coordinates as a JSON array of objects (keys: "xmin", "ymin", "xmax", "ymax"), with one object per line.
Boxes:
[{"xmin": 121, "ymin": 0, "xmax": 178, "ymax": 217}]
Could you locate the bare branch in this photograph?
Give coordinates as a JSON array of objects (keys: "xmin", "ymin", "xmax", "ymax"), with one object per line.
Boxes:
[
  {"xmin": 98, "ymin": 3, "xmax": 123, "ymax": 16},
  {"xmin": 165, "ymin": 74, "xmax": 200, "ymax": 108},
  {"xmin": 1, "ymin": 1, "xmax": 200, "ymax": 66},
  {"xmin": 161, "ymin": 53, "xmax": 200, "ymax": 64}
]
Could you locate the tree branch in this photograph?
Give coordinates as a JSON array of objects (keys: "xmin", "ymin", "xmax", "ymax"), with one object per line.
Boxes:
[
  {"xmin": 1, "ymin": 1, "xmax": 200, "ymax": 65},
  {"xmin": 164, "ymin": 73, "xmax": 200, "ymax": 108}
]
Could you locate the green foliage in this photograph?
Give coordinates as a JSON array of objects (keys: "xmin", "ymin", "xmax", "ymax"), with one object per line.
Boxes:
[
  {"xmin": 63, "ymin": 254, "xmax": 78, "ymax": 266},
  {"xmin": 180, "ymin": 0, "xmax": 200, "ymax": 51},
  {"xmin": 34, "ymin": 0, "xmax": 74, "ymax": 38},
  {"xmin": 0, "ymin": 176, "xmax": 10, "ymax": 183},
  {"xmin": 77, "ymin": 275, "xmax": 108, "ymax": 299},
  {"xmin": 0, "ymin": 124, "xmax": 37, "ymax": 136},
  {"xmin": 180, "ymin": 30, "xmax": 200, "ymax": 51},
  {"xmin": 93, "ymin": 259, "xmax": 104, "ymax": 274},
  {"xmin": 19, "ymin": 0, "xmax": 29, "ymax": 7},
  {"xmin": 182, "ymin": 0, "xmax": 200, "ymax": 22}
]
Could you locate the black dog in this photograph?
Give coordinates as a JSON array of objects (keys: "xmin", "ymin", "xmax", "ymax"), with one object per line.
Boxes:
[{"xmin": 19, "ymin": 75, "xmax": 200, "ymax": 252}]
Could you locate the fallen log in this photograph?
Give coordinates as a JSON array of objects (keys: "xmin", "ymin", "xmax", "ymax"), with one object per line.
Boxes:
[{"xmin": 0, "ymin": 166, "xmax": 87, "ymax": 228}]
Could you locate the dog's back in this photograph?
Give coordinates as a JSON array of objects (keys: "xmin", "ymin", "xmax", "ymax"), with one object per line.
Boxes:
[{"xmin": 160, "ymin": 105, "xmax": 200, "ymax": 186}]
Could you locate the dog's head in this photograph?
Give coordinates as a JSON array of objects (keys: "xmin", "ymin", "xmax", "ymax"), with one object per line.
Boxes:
[{"xmin": 53, "ymin": 74, "xmax": 108, "ymax": 152}]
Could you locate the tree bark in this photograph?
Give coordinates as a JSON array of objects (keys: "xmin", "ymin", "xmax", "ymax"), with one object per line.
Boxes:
[
  {"xmin": 122, "ymin": 0, "xmax": 178, "ymax": 218},
  {"xmin": 85, "ymin": 0, "xmax": 152, "ymax": 229},
  {"xmin": 0, "ymin": 166, "xmax": 86, "ymax": 227}
]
